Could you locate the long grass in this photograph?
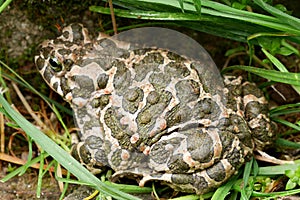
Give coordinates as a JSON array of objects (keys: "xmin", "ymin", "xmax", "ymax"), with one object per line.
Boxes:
[
  {"xmin": 90, "ymin": 0, "xmax": 300, "ymax": 43},
  {"xmin": 0, "ymin": 0, "xmax": 12, "ymax": 13}
]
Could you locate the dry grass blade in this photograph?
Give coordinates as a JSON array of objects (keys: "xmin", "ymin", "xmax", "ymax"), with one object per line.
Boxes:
[
  {"xmin": 11, "ymin": 82, "xmax": 46, "ymax": 130},
  {"xmin": 0, "ymin": 152, "xmax": 68, "ymax": 174},
  {"xmin": 255, "ymin": 150, "xmax": 294, "ymax": 165}
]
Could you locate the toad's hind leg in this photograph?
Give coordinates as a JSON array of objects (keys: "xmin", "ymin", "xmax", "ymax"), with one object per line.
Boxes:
[
  {"xmin": 138, "ymin": 127, "xmax": 252, "ymax": 194},
  {"xmin": 70, "ymin": 134, "xmax": 111, "ymax": 174},
  {"xmin": 139, "ymin": 158, "xmax": 239, "ymax": 194},
  {"xmin": 241, "ymin": 81, "xmax": 276, "ymax": 149}
]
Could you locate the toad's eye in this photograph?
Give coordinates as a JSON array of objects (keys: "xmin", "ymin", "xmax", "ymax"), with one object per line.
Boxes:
[{"xmin": 49, "ymin": 57, "xmax": 63, "ymax": 72}]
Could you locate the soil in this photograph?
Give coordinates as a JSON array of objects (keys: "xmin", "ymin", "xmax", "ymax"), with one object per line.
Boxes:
[{"xmin": 0, "ymin": 170, "xmax": 60, "ymax": 200}]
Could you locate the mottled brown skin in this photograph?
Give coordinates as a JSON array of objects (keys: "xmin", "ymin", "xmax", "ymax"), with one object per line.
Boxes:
[{"xmin": 35, "ymin": 23, "xmax": 275, "ymax": 194}]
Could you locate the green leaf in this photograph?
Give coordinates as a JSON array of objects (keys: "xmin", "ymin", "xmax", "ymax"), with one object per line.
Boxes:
[
  {"xmin": 178, "ymin": 0, "xmax": 184, "ymax": 12},
  {"xmin": 225, "ymin": 46, "xmax": 246, "ymax": 56},
  {"xmin": 97, "ymin": 0, "xmax": 300, "ymax": 37},
  {"xmin": 261, "ymin": 48, "xmax": 287, "ymax": 72},
  {"xmin": 258, "ymin": 160, "xmax": 300, "ymax": 175},
  {"xmin": 272, "ymin": 118, "xmax": 300, "ymax": 132},
  {"xmin": 286, "ymin": 179, "xmax": 296, "ymax": 190},
  {"xmin": 211, "ymin": 173, "xmax": 240, "ymax": 200},
  {"xmin": 222, "ymin": 65, "xmax": 300, "ymax": 86},
  {"xmin": 254, "ymin": 0, "xmax": 300, "ymax": 29},
  {"xmin": 281, "ymin": 39, "xmax": 300, "ymax": 56},
  {"xmin": 270, "ymin": 103, "xmax": 300, "ymax": 115},
  {"xmin": 243, "ymin": 159, "xmax": 253, "ymax": 190},
  {"xmin": 274, "ymin": 4, "xmax": 288, "ymax": 13},
  {"xmin": 285, "ymin": 170, "xmax": 294, "ymax": 178},
  {"xmin": 90, "ymin": 6, "xmax": 202, "ymax": 20},
  {"xmin": 277, "ymin": 47, "xmax": 296, "ymax": 56},
  {"xmin": 262, "ymin": 48, "xmax": 300, "ymax": 94},
  {"xmin": 275, "ymin": 138, "xmax": 300, "ymax": 149},
  {"xmin": 232, "ymin": 2, "xmax": 246, "ymax": 10},
  {"xmin": 241, "ymin": 160, "xmax": 254, "ymax": 199},
  {"xmin": 192, "ymin": 0, "xmax": 202, "ymax": 14},
  {"xmin": 0, "ymin": 0, "xmax": 12, "ymax": 13},
  {"xmin": 1, "ymin": 155, "xmax": 47, "ymax": 182},
  {"xmin": 257, "ymin": 37, "xmax": 282, "ymax": 54}
]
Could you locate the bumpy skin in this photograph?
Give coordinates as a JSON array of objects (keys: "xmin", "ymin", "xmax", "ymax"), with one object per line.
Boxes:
[{"xmin": 35, "ymin": 24, "xmax": 275, "ymax": 194}]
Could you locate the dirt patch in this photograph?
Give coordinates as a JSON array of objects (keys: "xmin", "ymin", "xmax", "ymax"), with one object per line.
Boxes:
[{"xmin": 0, "ymin": 168, "xmax": 61, "ymax": 200}]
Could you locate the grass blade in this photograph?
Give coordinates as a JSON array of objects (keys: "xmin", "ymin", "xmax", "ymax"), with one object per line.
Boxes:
[
  {"xmin": 192, "ymin": 0, "xmax": 201, "ymax": 14},
  {"xmin": 262, "ymin": 48, "xmax": 300, "ymax": 94},
  {"xmin": 0, "ymin": 94, "xmax": 141, "ymax": 200},
  {"xmin": 211, "ymin": 173, "xmax": 240, "ymax": 200},
  {"xmin": 258, "ymin": 160, "xmax": 300, "ymax": 175},
  {"xmin": 0, "ymin": 0, "xmax": 13, "ymax": 13},
  {"xmin": 222, "ymin": 66, "xmax": 300, "ymax": 86},
  {"xmin": 254, "ymin": 0, "xmax": 300, "ymax": 29},
  {"xmin": 91, "ymin": 0, "xmax": 300, "ymax": 44},
  {"xmin": 101, "ymin": 0, "xmax": 300, "ymax": 35}
]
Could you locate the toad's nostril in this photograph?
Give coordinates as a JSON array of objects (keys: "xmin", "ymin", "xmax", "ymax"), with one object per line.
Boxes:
[{"xmin": 35, "ymin": 56, "xmax": 45, "ymax": 70}]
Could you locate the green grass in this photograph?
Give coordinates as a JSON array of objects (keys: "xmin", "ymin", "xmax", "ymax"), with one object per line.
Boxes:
[
  {"xmin": 0, "ymin": 0, "xmax": 12, "ymax": 13},
  {"xmin": 90, "ymin": 0, "xmax": 300, "ymax": 43},
  {"xmin": 1, "ymin": 0, "xmax": 300, "ymax": 199}
]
